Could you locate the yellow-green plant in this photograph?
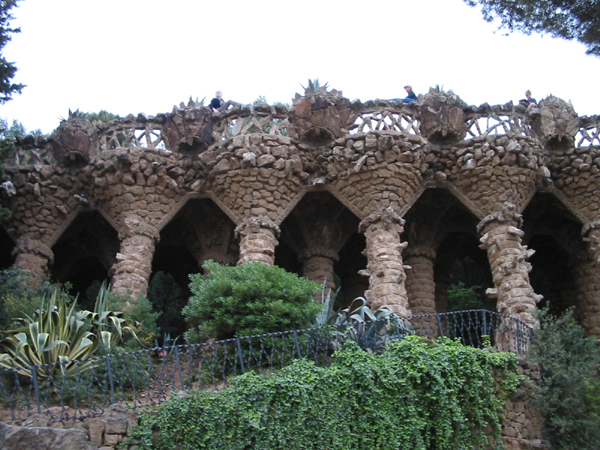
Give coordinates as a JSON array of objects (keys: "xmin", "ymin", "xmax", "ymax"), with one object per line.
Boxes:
[{"xmin": 0, "ymin": 283, "xmax": 137, "ymax": 380}]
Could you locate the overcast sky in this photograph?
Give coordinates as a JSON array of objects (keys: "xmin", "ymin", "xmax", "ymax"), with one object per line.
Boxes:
[{"xmin": 2, "ymin": 0, "xmax": 600, "ymax": 135}]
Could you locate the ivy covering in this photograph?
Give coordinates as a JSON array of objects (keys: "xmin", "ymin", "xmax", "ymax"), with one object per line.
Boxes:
[{"xmin": 137, "ymin": 336, "xmax": 521, "ymax": 449}]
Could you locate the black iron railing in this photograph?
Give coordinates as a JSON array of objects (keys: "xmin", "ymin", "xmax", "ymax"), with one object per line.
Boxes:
[{"xmin": 0, "ymin": 310, "xmax": 531, "ymax": 425}]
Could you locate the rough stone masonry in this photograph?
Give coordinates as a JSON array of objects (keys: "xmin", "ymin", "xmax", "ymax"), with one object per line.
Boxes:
[{"xmin": 1, "ymin": 86, "xmax": 599, "ymax": 334}]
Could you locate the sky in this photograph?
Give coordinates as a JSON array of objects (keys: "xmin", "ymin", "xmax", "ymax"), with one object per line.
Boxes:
[{"xmin": 1, "ymin": 0, "xmax": 600, "ymax": 135}]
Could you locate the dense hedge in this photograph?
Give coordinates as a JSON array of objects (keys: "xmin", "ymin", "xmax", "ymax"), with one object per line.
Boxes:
[{"xmin": 137, "ymin": 336, "xmax": 520, "ymax": 449}]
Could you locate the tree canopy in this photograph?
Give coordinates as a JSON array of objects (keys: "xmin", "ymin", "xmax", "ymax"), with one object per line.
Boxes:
[
  {"xmin": 464, "ymin": 0, "xmax": 600, "ymax": 57},
  {"xmin": 0, "ymin": 0, "xmax": 23, "ymax": 103}
]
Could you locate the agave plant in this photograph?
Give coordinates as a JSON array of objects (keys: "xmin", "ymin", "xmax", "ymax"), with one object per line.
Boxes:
[
  {"xmin": 331, "ymin": 297, "xmax": 413, "ymax": 353},
  {"xmin": 313, "ymin": 279, "xmax": 340, "ymax": 326},
  {"xmin": 301, "ymin": 78, "xmax": 329, "ymax": 95},
  {"xmin": 0, "ymin": 282, "xmax": 137, "ymax": 380}
]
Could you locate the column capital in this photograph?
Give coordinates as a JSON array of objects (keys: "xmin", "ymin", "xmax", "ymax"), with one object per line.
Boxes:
[
  {"xmin": 298, "ymin": 246, "xmax": 339, "ymax": 262},
  {"xmin": 582, "ymin": 220, "xmax": 600, "ymax": 266},
  {"xmin": 12, "ymin": 236, "xmax": 54, "ymax": 265},
  {"xmin": 477, "ymin": 202, "xmax": 523, "ymax": 235},
  {"xmin": 359, "ymin": 207, "xmax": 405, "ymax": 233},
  {"xmin": 119, "ymin": 215, "xmax": 160, "ymax": 242},
  {"xmin": 234, "ymin": 217, "xmax": 281, "ymax": 240},
  {"xmin": 404, "ymin": 244, "xmax": 436, "ymax": 261}
]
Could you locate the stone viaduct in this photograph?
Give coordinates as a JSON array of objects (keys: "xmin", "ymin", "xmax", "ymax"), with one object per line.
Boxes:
[{"xmin": 1, "ymin": 87, "xmax": 599, "ymax": 333}]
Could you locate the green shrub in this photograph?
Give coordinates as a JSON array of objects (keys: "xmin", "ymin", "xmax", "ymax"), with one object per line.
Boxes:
[
  {"xmin": 528, "ymin": 308, "xmax": 600, "ymax": 449},
  {"xmin": 106, "ymin": 290, "xmax": 159, "ymax": 349},
  {"xmin": 183, "ymin": 261, "xmax": 321, "ymax": 342},
  {"xmin": 136, "ymin": 336, "xmax": 520, "ymax": 449},
  {"xmin": 0, "ymin": 266, "xmax": 55, "ymax": 332},
  {"xmin": 147, "ymin": 271, "xmax": 188, "ymax": 339},
  {"xmin": 448, "ymin": 282, "xmax": 495, "ymax": 311}
]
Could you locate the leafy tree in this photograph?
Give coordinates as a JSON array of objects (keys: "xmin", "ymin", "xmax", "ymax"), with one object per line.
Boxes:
[
  {"xmin": 0, "ymin": 0, "xmax": 23, "ymax": 103},
  {"xmin": 147, "ymin": 271, "xmax": 188, "ymax": 339},
  {"xmin": 528, "ymin": 308, "xmax": 600, "ymax": 448},
  {"xmin": 183, "ymin": 260, "xmax": 321, "ymax": 342},
  {"xmin": 464, "ymin": 0, "xmax": 600, "ymax": 57},
  {"xmin": 447, "ymin": 282, "xmax": 495, "ymax": 311}
]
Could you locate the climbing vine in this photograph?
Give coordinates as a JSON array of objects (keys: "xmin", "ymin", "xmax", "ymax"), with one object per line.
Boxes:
[{"xmin": 136, "ymin": 336, "xmax": 521, "ymax": 449}]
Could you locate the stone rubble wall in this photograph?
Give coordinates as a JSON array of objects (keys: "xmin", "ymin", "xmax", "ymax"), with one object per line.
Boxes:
[
  {"xmin": 501, "ymin": 359, "xmax": 550, "ymax": 450},
  {"xmin": 1, "ymin": 89, "xmax": 599, "ymax": 334}
]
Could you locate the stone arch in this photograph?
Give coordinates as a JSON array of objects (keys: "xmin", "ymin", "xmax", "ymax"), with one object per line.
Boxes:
[
  {"xmin": 152, "ymin": 197, "xmax": 239, "ymax": 291},
  {"xmin": 522, "ymin": 193, "xmax": 589, "ymax": 321},
  {"xmin": 402, "ymin": 188, "xmax": 492, "ymax": 314},
  {"xmin": 50, "ymin": 210, "xmax": 119, "ymax": 308},
  {"xmin": 150, "ymin": 197, "xmax": 238, "ymax": 336},
  {"xmin": 0, "ymin": 226, "xmax": 15, "ymax": 270},
  {"xmin": 277, "ymin": 190, "xmax": 364, "ymax": 307}
]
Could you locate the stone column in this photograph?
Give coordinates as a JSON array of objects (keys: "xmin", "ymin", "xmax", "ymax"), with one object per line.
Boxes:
[
  {"xmin": 581, "ymin": 222, "xmax": 600, "ymax": 335},
  {"xmin": 477, "ymin": 202, "xmax": 541, "ymax": 329},
  {"xmin": 434, "ymin": 274, "xmax": 452, "ymax": 314},
  {"xmin": 12, "ymin": 236, "xmax": 54, "ymax": 279},
  {"xmin": 111, "ymin": 215, "xmax": 160, "ymax": 300},
  {"xmin": 404, "ymin": 245, "xmax": 437, "ymax": 315},
  {"xmin": 234, "ymin": 217, "xmax": 280, "ymax": 265},
  {"xmin": 299, "ymin": 247, "xmax": 339, "ymax": 301},
  {"xmin": 358, "ymin": 207, "xmax": 411, "ymax": 316}
]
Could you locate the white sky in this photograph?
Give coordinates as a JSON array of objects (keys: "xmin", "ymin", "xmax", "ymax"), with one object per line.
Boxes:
[{"xmin": 1, "ymin": 0, "xmax": 599, "ymax": 135}]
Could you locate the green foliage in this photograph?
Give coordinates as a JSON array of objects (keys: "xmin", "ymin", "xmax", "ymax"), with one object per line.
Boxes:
[
  {"xmin": 464, "ymin": 0, "xmax": 600, "ymax": 57},
  {"xmin": 183, "ymin": 260, "xmax": 321, "ymax": 342},
  {"xmin": 329, "ymin": 297, "xmax": 412, "ymax": 352},
  {"xmin": 0, "ymin": 0, "xmax": 23, "ymax": 103},
  {"xmin": 448, "ymin": 282, "xmax": 495, "ymax": 312},
  {"xmin": 312, "ymin": 279, "xmax": 339, "ymax": 326},
  {"xmin": 85, "ymin": 110, "xmax": 121, "ymax": 123},
  {"xmin": 147, "ymin": 271, "xmax": 187, "ymax": 340},
  {"xmin": 136, "ymin": 337, "xmax": 521, "ymax": 449},
  {"xmin": 104, "ymin": 289, "xmax": 159, "ymax": 349},
  {"xmin": 0, "ymin": 283, "xmax": 143, "ymax": 380},
  {"xmin": 59, "ymin": 108, "xmax": 121, "ymax": 123},
  {"xmin": 528, "ymin": 308, "xmax": 600, "ymax": 448},
  {"xmin": 0, "ymin": 266, "xmax": 55, "ymax": 332}
]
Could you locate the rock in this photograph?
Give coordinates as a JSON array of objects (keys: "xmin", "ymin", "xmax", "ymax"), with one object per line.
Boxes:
[{"xmin": 0, "ymin": 423, "xmax": 98, "ymax": 450}]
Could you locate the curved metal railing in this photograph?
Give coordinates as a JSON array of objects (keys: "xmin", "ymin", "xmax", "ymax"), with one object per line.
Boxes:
[{"xmin": 0, "ymin": 310, "xmax": 531, "ymax": 425}]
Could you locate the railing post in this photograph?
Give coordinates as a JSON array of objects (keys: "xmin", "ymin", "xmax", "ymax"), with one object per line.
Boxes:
[
  {"xmin": 31, "ymin": 365, "xmax": 41, "ymax": 415},
  {"xmin": 105, "ymin": 356, "xmax": 116, "ymax": 404},
  {"xmin": 436, "ymin": 315, "xmax": 444, "ymax": 337},
  {"xmin": 236, "ymin": 338, "xmax": 246, "ymax": 374},
  {"xmin": 293, "ymin": 330, "xmax": 302, "ymax": 359},
  {"xmin": 173, "ymin": 346, "xmax": 185, "ymax": 391},
  {"xmin": 482, "ymin": 310, "xmax": 488, "ymax": 337}
]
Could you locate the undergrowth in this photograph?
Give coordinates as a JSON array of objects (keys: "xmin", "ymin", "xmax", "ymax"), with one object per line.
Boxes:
[{"xmin": 135, "ymin": 336, "xmax": 521, "ymax": 450}]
